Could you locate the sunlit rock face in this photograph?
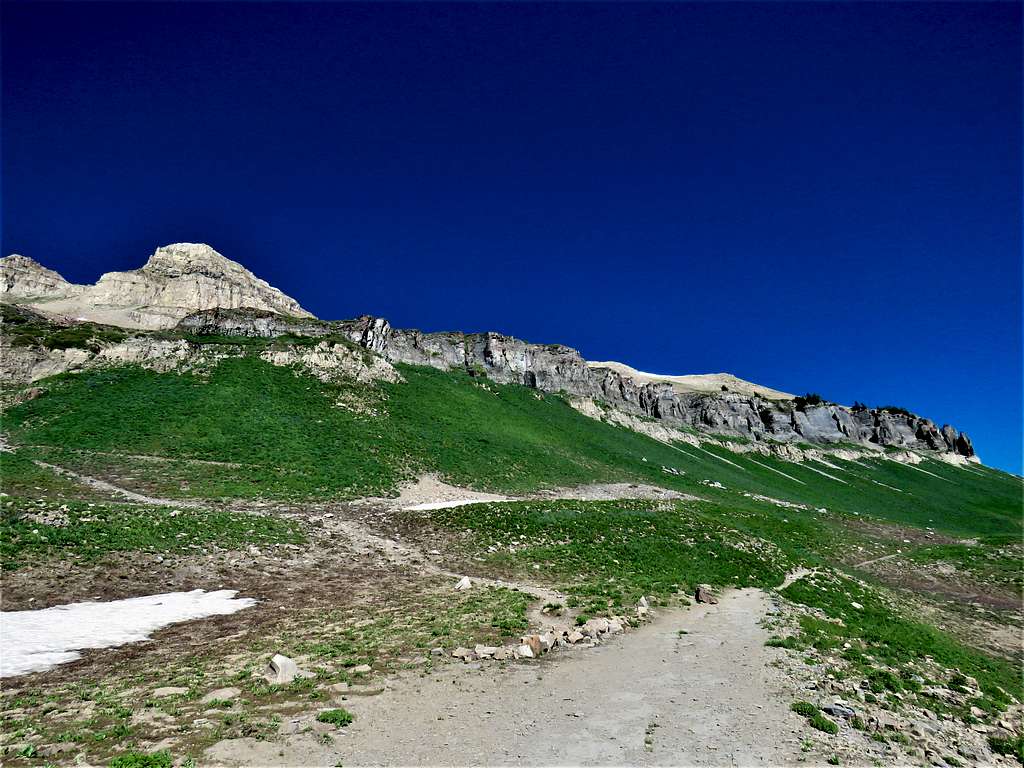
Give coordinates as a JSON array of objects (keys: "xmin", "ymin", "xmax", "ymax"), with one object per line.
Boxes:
[{"xmin": 0, "ymin": 243, "xmax": 312, "ymax": 329}]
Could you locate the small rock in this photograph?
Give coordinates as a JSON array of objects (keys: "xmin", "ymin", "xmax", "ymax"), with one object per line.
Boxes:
[
  {"xmin": 451, "ymin": 647, "xmax": 476, "ymax": 661},
  {"xmin": 492, "ymin": 647, "xmax": 513, "ymax": 660},
  {"xmin": 871, "ymin": 713, "xmax": 901, "ymax": 732},
  {"xmin": 695, "ymin": 585, "xmax": 718, "ymax": 604},
  {"xmin": 566, "ymin": 630, "xmax": 585, "ymax": 644},
  {"xmin": 351, "ymin": 664, "xmax": 372, "ymax": 674},
  {"xmin": 969, "ymin": 706, "xmax": 986, "ymax": 718},
  {"xmin": 327, "ymin": 682, "xmax": 349, "ymax": 695},
  {"xmin": 430, "ymin": 647, "xmax": 444, "ymax": 657},
  {"xmin": 516, "ymin": 644, "xmax": 535, "ymax": 659},
  {"xmin": 454, "ymin": 576, "xmax": 473, "ymax": 591},
  {"xmin": 606, "ymin": 619, "xmax": 623, "ymax": 634},
  {"xmin": 823, "ymin": 703, "xmax": 856, "ymax": 719},
  {"xmin": 638, "ymin": 596, "xmax": 649, "ymax": 609},
  {"xmin": 582, "ymin": 618, "xmax": 609, "ymax": 637},
  {"xmin": 474, "ymin": 644, "xmax": 499, "ymax": 659}
]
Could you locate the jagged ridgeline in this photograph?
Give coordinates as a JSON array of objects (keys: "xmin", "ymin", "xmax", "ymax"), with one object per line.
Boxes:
[{"xmin": 1, "ymin": 244, "xmax": 1014, "ymax": 526}]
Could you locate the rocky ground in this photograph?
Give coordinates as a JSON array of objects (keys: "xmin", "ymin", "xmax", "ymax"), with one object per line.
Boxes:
[{"xmin": 1, "ymin": 467, "xmax": 1021, "ymax": 767}]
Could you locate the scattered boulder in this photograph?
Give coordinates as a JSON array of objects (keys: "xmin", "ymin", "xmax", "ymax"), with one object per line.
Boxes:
[
  {"xmin": 351, "ymin": 663, "xmax": 372, "ymax": 674},
  {"xmin": 454, "ymin": 576, "xmax": 473, "ymax": 591},
  {"xmin": 451, "ymin": 647, "xmax": 476, "ymax": 661},
  {"xmin": 23, "ymin": 386, "xmax": 45, "ymax": 401},
  {"xmin": 516, "ymin": 644, "xmax": 535, "ymax": 659},
  {"xmin": 606, "ymin": 619, "xmax": 623, "ymax": 634},
  {"xmin": 492, "ymin": 647, "xmax": 513, "ymax": 661},
  {"xmin": 264, "ymin": 653, "xmax": 300, "ymax": 684},
  {"xmin": 823, "ymin": 702, "xmax": 856, "ymax": 719},
  {"xmin": 695, "ymin": 585, "xmax": 718, "ymax": 604},
  {"xmin": 566, "ymin": 630, "xmax": 585, "ymax": 644}
]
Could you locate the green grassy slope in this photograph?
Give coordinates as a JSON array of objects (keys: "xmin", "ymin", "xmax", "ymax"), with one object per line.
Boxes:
[{"xmin": 3, "ymin": 357, "xmax": 1019, "ymax": 539}]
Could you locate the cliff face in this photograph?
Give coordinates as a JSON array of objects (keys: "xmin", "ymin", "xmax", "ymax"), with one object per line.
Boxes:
[
  {"xmin": 0, "ymin": 244, "xmax": 312, "ymax": 329},
  {"xmin": 332, "ymin": 315, "xmax": 976, "ymax": 459}
]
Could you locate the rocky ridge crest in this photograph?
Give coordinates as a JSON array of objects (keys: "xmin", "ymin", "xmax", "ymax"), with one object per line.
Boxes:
[{"xmin": 0, "ymin": 246, "xmax": 977, "ymax": 461}]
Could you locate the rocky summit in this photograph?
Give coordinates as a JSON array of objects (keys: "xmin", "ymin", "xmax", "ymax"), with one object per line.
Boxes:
[
  {"xmin": 0, "ymin": 243, "xmax": 1020, "ymax": 768},
  {"xmin": 0, "ymin": 243, "xmax": 311, "ymax": 329}
]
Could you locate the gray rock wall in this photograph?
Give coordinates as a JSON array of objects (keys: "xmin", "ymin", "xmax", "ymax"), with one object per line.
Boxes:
[{"xmin": 333, "ymin": 315, "xmax": 975, "ymax": 459}]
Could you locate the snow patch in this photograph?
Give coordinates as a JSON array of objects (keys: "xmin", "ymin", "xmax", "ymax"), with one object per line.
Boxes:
[
  {"xmin": 403, "ymin": 499, "xmax": 501, "ymax": 511},
  {"xmin": 1, "ymin": 589, "xmax": 255, "ymax": 678}
]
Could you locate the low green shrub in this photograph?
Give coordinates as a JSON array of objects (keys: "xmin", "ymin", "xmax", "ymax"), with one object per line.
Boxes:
[{"xmin": 316, "ymin": 708, "xmax": 354, "ymax": 727}]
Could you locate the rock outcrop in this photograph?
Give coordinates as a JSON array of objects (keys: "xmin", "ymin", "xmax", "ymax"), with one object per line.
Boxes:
[
  {"xmin": 0, "ymin": 244, "xmax": 312, "ymax": 329},
  {"xmin": 332, "ymin": 315, "xmax": 976, "ymax": 459}
]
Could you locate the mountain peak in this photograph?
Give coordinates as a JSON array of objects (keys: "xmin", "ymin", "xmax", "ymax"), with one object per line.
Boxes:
[
  {"xmin": 141, "ymin": 243, "xmax": 257, "ymax": 279},
  {"xmin": 1, "ymin": 243, "xmax": 312, "ymax": 328}
]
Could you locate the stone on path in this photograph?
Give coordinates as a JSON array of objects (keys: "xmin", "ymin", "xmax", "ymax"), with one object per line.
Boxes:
[{"xmin": 454, "ymin": 576, "xmax": 473, "ymax": 591}]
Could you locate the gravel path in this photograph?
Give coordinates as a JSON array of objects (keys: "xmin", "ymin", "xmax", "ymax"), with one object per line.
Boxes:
[{"xmin": 205, "ymin": 589, "xmax": 809, "ymax": 766}]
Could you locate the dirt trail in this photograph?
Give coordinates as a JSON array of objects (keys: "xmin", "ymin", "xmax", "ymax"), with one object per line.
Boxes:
[
  {"xmin": 33, "ymin": 461, "xmax": 207, "ymax": 508},
  {"xmin": 205, "ymin": 589, "xmax": 808, "ymax": 767}
]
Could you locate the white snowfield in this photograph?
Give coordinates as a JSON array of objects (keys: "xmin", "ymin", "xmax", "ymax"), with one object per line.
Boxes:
[{"xmin": 0, "ymin": 589, "xmax": 256, "ymax": 678}]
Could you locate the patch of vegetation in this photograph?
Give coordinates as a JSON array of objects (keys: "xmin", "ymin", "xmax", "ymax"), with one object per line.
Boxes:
[
  {"xmin": 780, "ymin": 571, "xmax": 1021, "ymax": 708},
  {"xmin": 1, "ymin": 304, "xmax": 128, "ymax": 352},
  {"xmin": 793, "ymin": 393, "xmax": 824, "ymax": 411},
  {"xmin": 0, "ymin": 498, "xmax": 304, "ymax": 570},
  {"xmin": 877, "ymin": 405, "xmax": 913, "ymax": 417},
  {"xmin": 907, "ymin": 537, "xmax": 1023, "ymax": 597},
  {"xmin": 294, "ymin": 585, "xmax": 531, "ymax": 669},
  {"xmin": 809, "ymin": 713, "xmax": 839, "ymax": 734},
  {"xmin": 315, "ymin": 708, "xmax": 354, "ymax": 727},
  {"xmin": 989, "ymin": 734, "xmax": 1024, "ymax": 764},
  {"xmin": 427, "ymin": 498, "xmax": 792, "ymax": 616},
  {"xmin": 107, "ymin": 751, "xmax": 172, "ymax": 768},
  {"xmin": 790, "ymin": 700, "xmax": 819, "ymax": 717}
]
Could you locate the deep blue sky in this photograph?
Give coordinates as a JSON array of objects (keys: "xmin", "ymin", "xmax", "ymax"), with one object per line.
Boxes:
[{"xmin": 2, "ymin": 2, "xmax": 1021, "ymax": 472}]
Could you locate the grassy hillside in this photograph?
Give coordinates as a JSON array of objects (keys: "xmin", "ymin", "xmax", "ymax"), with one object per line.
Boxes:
[{"xmin": 3, "ymin": 357, "xmax": 1020, "ymax": 538}]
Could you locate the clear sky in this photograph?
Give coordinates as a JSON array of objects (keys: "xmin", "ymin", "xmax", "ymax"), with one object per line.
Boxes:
[{"xmin": 2, "ymin": 2, "xmax": 1021, "ymax": 473}]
